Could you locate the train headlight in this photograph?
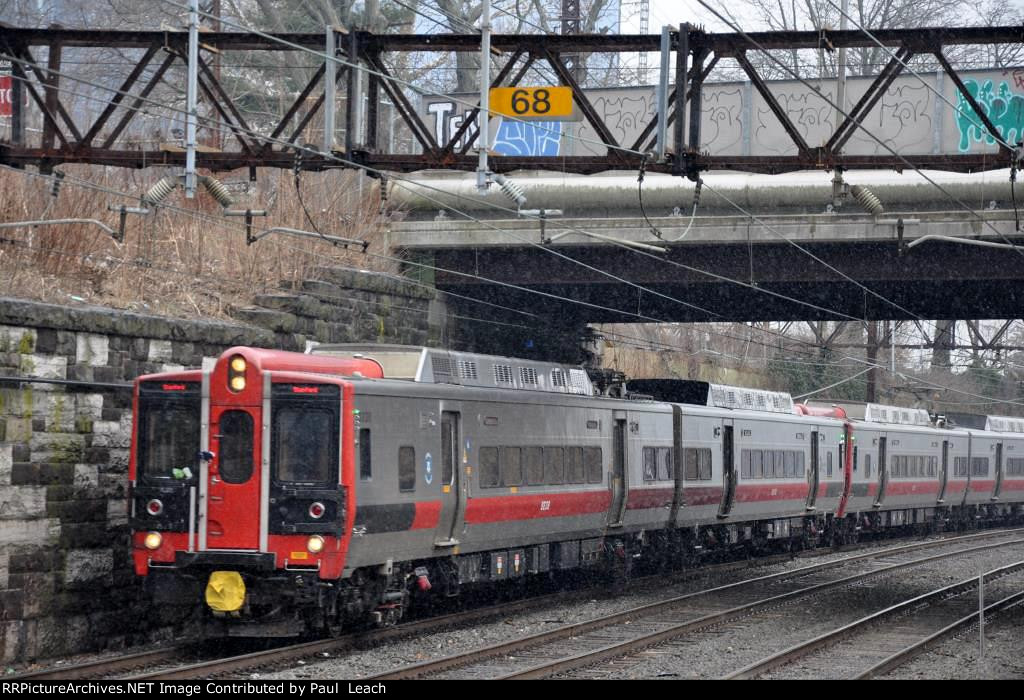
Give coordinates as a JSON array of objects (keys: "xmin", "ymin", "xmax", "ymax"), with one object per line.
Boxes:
[
  {"xmin": 306, "ymin": 535, "xmax": 325, "ymax": 554},
  {"xmin": 308, "ymin": 502, "xmax": 326, "ymax": 519},
  {"xmin": 146, "ymin": 499, "xmax": 164, "ymax": 516},
  {"xmin": 228, "ymin": 354, "xmax": 246, "ymax": 393},
  {"xmin": 144, "ymin": 532, "xmax": 163, "ymax": 550}
]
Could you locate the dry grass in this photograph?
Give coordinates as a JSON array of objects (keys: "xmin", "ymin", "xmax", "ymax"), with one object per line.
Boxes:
[{"xmin": 0, "ymin": 165, "xmax": 392, "ymax": 318}]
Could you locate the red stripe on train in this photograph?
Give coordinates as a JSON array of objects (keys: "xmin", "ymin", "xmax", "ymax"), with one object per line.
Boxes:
[
  {"xmin": 466, "ymin": 491, "xmax": 611, "ymax": 523},
  {"xmin": 883, "ymin": 481, "xmax": 942, "ymax": 496},
  {"xmin": 735, "ymin": 483, "xmax": 808, "ymax": 502},
  {"xmin": 411, "ymin": 500, "xmax": 442, "ymax": 529}
]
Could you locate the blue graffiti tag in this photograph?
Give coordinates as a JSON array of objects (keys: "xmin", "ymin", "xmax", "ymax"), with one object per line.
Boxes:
[
  {"xmin": 492, "ymin": 119, "xmax": 562, "ymax": 156},
  {"xmin": 956, "ymin": 79, "xmax": 1024, "ymax": 152}
]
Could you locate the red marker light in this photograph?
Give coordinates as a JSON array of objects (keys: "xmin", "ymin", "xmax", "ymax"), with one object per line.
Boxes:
[
  {"xmin": 292, "ymin": 386, "xmax": 320, "ymax": 394},
  {"xmin": 308, "ymin": 502, "xmax": 326, "ymax": 519},
  {"xmin": 162, "ymin": 384, "xmax": 186, "ymax": 391},
  {"xmin": 146, "ymin": 499, "xmax": 164, "ymax": 516}
]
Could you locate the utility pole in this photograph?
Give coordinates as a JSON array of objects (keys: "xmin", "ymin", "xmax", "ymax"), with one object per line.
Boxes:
[
  {"xmin": 562, "ymin": 0, "xmax": 582, "ymax": 84},
  {"xmin": 476, "ymin": 0, "xmax": 491, "ymax": 192},
  {"xmin": 185, "ymin": 0, "xmax": 199, "ymax": 198}
]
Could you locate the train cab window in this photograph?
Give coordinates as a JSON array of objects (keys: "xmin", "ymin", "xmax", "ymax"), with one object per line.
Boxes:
[
  {"xmin": 853, "ymin": 446, "xmax": 859, "ymax": 473},
  {"xmin": 501, "ymin": 447, "xmax": 523, "ymax": 486},
  {"xmin": 358, "ymin": 428, "xmax": 371, "ymax": 481},
  {"xmin": 525, "ymin": 447, "xmax": 544, "ymax": 485},
  {"xmin": 567, "ymin": 447, "xmax": 585, "ymax": 484},
  {"xmin": 217, "ymin": 411, "xmax": 253, "ymax": 484},
  {"xmin": 273, "ymin": 407, "xmax": 338, "ymax": 484},
  {"xmin": 399, "ymin": 446, "xmax": 416, "ymax": 492},
  {"xmin": 657, "ymin": 447, "xmax": 673, "ymax": 481},
  {"xmin": 643, "ymin": 447, "xmax": 658, "ymax": 482},
  {"xmin": 584, "ymin": 447, "xmax": 603, "ymax": 484},
  {"xmin": 480, "ymin": 447, "xmax": 500, "ymax": 488},
  {"xmin": 544, "ymin": 447, "xmax": 565, "ymax": 485},
  {"xmin": 139, "ymin": 403, "xmax": 200, "ymax": 481}
]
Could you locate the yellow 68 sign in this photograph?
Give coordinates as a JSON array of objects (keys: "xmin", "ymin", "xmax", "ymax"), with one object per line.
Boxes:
[{"xmin": 489, "ymin": 86, "xmax": 574, "ymax": 119}]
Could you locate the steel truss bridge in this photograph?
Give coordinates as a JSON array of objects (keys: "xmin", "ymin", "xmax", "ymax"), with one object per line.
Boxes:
[{"xmin": 1, "ymin": 23, "xmax": 1023, "ymax": 176}]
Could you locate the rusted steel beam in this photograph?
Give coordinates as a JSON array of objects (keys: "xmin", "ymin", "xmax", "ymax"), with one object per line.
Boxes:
[
  {"xmin": 827, "ymin": 47, "xmax": 912, "ymax": 153},
  {"xmin": 734, "ymin": 49, "xmax": 812, "ymax": 160},
  {"xmin": 81, "ymin": 43, "xmax": 159, "ymax": 146}
]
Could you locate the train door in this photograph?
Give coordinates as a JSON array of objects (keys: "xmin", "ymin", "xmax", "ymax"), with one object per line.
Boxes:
[
  {"xmin": 837, "ymin": 423, "xmax": 853, "ymax": 518},
  {"xmin": 608, "ymin": 416, "xmax": 628, "ymax": 527},
  {"xmin": 205, "ymin": 404, "xmax": 260, "ymax": 550},
  {"xmin": 938, "ymin": 440, "xmax": 949, "ymax": 504},
  {"xmin": 717, "ymin": 422, "xmax": 736, "ymax": 519},
  {"xmin": 806, "ymin": 429, "xmax": 820, "ymax": 510},
  {"xmin": 993, "ymin": 443, "xmax": 1004, "ymax": 501},
  {"xmin": 434, "ymin": 410, "xmax": 464, "ymax": 547},
  {"xmin": 875, "ymin": 435, "xmax": 888, "ymax": 507}
]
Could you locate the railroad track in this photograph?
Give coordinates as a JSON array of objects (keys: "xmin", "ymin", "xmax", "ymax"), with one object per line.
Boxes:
[
  {"xmin": 727, "ymin": 559, "xmax": 1024, "ymax": 679},
  {"xmin": 364, "ymin": 529, "xmax": 1024, "ymax": 680},
  {"xmin": 6, "ymin": 646, "xmax": 189, "ymax": 681},
  {"xmin": 9, "ymin": 527, "xmax": 1019, "ymax": 681}
]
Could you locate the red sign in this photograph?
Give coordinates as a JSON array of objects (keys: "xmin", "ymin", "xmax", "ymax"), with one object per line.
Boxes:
[{"xmin": 0, "ymin": 75, "xmax": 11, "ymax": 117}]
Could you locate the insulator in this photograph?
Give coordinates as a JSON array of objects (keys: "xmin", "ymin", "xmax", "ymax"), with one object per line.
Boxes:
[
  {"xmin": 143, "ymin": 176, "xmax": 179, "ymax": 205},
  {"xmin": 850, "ymin": 184, "xmax": 884, "ymax": 216},
  {"xmin": 202, "ymin": 176, "xmax": 235, "ymax": 208},
  {"xmin": 50, "ymin": 171, "xmax": 64, "ymax": 198},
  {"xmin": 494, "ymin": 174, "xmax": 527, "ymax": 208}
]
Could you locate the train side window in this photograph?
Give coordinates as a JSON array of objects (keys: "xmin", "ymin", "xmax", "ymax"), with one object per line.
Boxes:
[
  {"xmin": 783, "ymin": 451, "xmax": 795, "ymax": 478},
  {"xmin": 741, "ymin": 450, "xmax": 751, "ymax": 479},
  {"xmin": 544, "ymin": 447, "xmax": 565, "ymax": 485},
  {"xmin": 479, "ymin": 447, "xmax": 499, "ymax": 488},
  {"xmin": 657, "ymin": 447, "xmax": 672, "ymax": 481},
  {"xmin": 643, "ymin": 447, "xmax": 657, "ymax": 482},
  {"xmin": 698, "ymin": 448, "xmax": 712, "ymax": 480},
  {"xmin": 751, "ymin": 450, "xmax": 763, "ymax": 479},
  {"xmin": 685, "ymin": 448, "xmax": 699, "ymax": 480},
  {"xmin": 797, "ymin": 451, "xmax": 806, "ymax": 477},
  {"xmin": 525, "ymin": 447, "xmax": 544, "ymax": 485},
  {"xmin": 865, "ymin": 453, "xmax": 872, "ymax": 479},
  {"xmin": 853, "ymin": 446, "xmax": 859, "ymax": 473},
  {"xmin": 399, "ymin": 446, "xmax": 416, "ymax": 492},
  {"xmin": 359, "ymin": 428, "xmax": 371, "ymax": 481},
  {"xmin": 763, "ymin": 451, "xmax": 775, "ymax": 478},
  {"xmin": 567, "ymin": 447, "xmax": 585, "ymax": 484},
  {"xmin": 826, "ymin": 450, "xmax": 833, "ymax": 478},
  {"xmin": 501, "ymin": 447, "xmax": 523, "ymax": 486},
  {"xmin": 584, "ymin": 447, "xmax": 603, "ymax": 484},
  {"xmin": 928, "ymin": 456, "xmax": 936, "ymax": 477}
]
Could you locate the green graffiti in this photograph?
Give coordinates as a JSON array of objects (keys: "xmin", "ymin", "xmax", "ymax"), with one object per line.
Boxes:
[{"xmin": 957, "ymin": 79, "xmax": 1024, "ymax": 152}]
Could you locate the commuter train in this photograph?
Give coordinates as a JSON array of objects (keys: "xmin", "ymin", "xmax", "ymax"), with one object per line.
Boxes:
[{"xmin": 129, "ymin": 345, "xmax": 1024, "ymax": 636}]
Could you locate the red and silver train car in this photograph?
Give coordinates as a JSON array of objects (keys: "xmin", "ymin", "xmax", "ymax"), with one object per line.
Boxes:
[{"xmin": 129, "ymin": 345, "xmax": 1024, "ymax": 635}]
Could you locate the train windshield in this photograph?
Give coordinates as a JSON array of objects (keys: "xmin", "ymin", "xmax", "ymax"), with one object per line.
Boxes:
[
  {"xmin": 137, "ymin": 383, "xmax": 200, "ymax": 481},
  {"xmin": 271, "ymin": 383, "xmax": 340, "ymax": 485}
]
